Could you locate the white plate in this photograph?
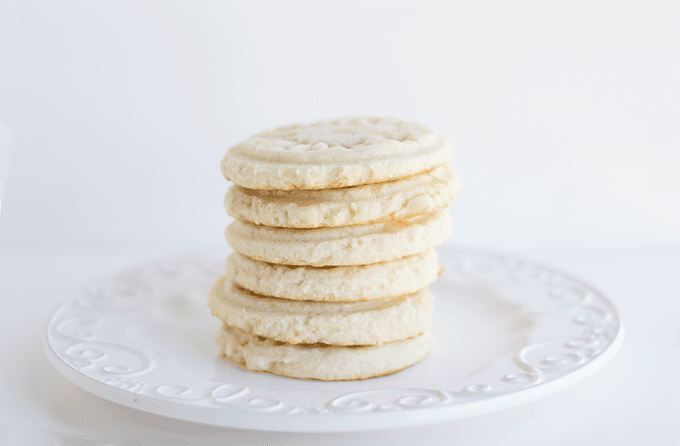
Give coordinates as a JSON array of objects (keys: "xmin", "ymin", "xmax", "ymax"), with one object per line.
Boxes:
[{"xmin": 44, "ymin": 247, "xmax": 623, "ymax": 432}]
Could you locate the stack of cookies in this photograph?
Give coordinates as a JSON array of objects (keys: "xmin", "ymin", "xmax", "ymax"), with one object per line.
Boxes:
[{"xmin": 210, "ymin": 116, "xmax": 461, "ymax": 381}]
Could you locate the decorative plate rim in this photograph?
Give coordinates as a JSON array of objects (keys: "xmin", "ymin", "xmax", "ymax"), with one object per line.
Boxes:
[{"xmin": 44, "ymin": 247, "xmax": 624, "ymax": 432}]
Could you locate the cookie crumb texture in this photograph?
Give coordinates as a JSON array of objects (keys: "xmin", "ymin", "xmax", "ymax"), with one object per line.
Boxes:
[
  {"xmin": 216, "ymin": 325, "xmax": 433, "ymax": 381},
  {"xmin": 226, "ymin": 249, "xmax": 440, "ymax": 301},
  {"xmin": 209, "ymin": 275, "xmax": 434, "ymax": 345},
  {"xmin": 226, "ymin": 210, "xmax": 452, "ymax": 266},
  {"xmin": 212, "ymin": 116, "xmax": 459, "ymax": 380},
  {"xmin": 226, "ymin": 164, "xmax": 461, "ymax": 228},
  {"xmin": 221, "ymin": 116, "xmax": 454, "ymax": 190}
]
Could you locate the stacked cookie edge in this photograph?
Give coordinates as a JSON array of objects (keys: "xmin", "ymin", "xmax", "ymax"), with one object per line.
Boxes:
[{"xmin": 211, "ymin": 116, "xmax": 460, "ymax": 381}]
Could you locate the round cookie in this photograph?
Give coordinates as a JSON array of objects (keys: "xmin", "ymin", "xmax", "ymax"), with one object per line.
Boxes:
[
  {"xmin": 226, "ymin": 164, "xmax": 461, "ymax": 228},
  {"xmin": 226, "ymin": 210, "xmax": 452, "ymax": 266},
  {"xmin": 227, "ymin": 249, "xmax": 442, "ymax": 302},
  {"xmin": 221, "ymin": 116, "xmax": 454, "ymax": 190},
  {"xmin": 215, "ymin": 324, "xmax": 433, "ymax": 381},
  {"xmin": 209, "ymin": 275, "xmax": 434, "ymax": 345}
]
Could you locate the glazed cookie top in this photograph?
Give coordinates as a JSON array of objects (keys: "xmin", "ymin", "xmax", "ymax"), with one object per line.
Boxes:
[{"xmin": 221, "ymin": 116, "xmax": 454, "ymax": 190}]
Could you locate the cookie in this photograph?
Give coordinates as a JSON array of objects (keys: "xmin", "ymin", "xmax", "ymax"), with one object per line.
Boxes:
[
  {"xmin": 215, "ymin": 324, "xmax": 433, "ymax": 381},
  {"xmin": 226, "ymin": 210, "xmax": 453, "ymax": 266},
  {"xmin": 227, "ymin": 249, "xmax": 442, "ymax": 302},
  {"xmin": 213, "ymin": 115, "xmax": 458, "ymax": 381},
  {"xmin": 225, "ymin": 164, "xmax": 461, "ymax": 228},
  {"xmin": 209, "ymin": 275, "xmax": 434, "ymax": 346},
  {"xmin": 221, "ymin": 116, "xmax": 454, "ymax": 190}
]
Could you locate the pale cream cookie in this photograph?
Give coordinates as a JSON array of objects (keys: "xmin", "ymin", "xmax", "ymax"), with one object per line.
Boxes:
[
  {"xmin": 209, "ymin": 275, "xmax": 434, "ymax": 346},
  {"xmin": 215, "ymin": 324, "xmax": 433, "ymax": 381},
  {"xmin": 225, "ymin": 210, "xmax": 452, "ymax": 266},
  {"xmin": 221, "ymin": 116, "xmax": 454, "ymax": 190},
  {"xmin": 227, "ymin": 249, "xmax": 442, "ymax": 302},
  {"xmin": 225, "ymin": 164, "xmax": 461, "ymax": 228}
]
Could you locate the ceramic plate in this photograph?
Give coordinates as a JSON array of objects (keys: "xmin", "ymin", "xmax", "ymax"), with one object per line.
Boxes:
[{"xmin": 44, "ymin": 247, "xmax": 623, "ymax": 432}]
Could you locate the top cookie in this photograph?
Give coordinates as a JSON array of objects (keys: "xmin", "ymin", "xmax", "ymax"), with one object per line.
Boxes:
[{"xmin": 221, "ymin": 116, "xmax": 454, "ymax": 190}]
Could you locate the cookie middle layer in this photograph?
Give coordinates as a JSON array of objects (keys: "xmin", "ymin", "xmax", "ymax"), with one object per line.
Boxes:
[
  {"xmin": 226, "ymin": 164, "xmax": 461, "ymax": 228},
  {"xmin": 210, "ymin": 275, "xmax": 434, "ymax": 346},
  {"xmin": 227, "ymin": 249, "xmax": 442, "ymax": 302},
  {"xmin": 226, "ymin": 210, "xmax": 453, "ymax": 266}
]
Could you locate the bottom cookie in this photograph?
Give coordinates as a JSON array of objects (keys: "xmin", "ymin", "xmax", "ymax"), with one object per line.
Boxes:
[{"xmin": 215, "ymin": 325, "xmax": 433, "ymax": 381}]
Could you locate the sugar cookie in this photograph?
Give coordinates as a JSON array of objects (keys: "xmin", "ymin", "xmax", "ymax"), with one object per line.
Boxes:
[
  {"xmin": 221, "ymin": 116, "xmax": 454, "ymax": 190},
  {"xmin": 209, "ymin": 275, "xmax": 434, "ymax": 346},
  {"xmin": 226, "ymin": 164, "xmax": 461, "ymax": 228},
  {"xmin": 226, "ymin": 249, "xmax": 441, "ymax": 302},
  {"xmin": 226, "ymin": 210, "xmax": 452, "ymax": 266},
  {"xmin": 215, "ymin": 324, "xmax": 433, "ymax": 381}
]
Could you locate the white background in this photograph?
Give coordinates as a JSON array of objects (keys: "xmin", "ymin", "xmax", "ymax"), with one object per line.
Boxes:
[
  {"xmin": 1, "ymin": 0, "xmax": 678, "ymax": 252},
  {"xmin": 1, "ymin": 1, "xmax": 679, "ymax": 445}
]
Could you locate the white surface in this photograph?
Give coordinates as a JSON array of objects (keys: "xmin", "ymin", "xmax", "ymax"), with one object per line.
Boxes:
[
  {"xmin": 0, "ymin": 1, "xmax": 679, "ymax": 252},
  {"xmin": 1, "ymin": 1, "xmax": 679, "ymax": 444},
  {"xmin": 1, "ymin": 246, "xmax": 678, "ymax": 444},
  {"xmin": 44, "ymin": 247, "xmax": 622, "ymax": 432}
]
